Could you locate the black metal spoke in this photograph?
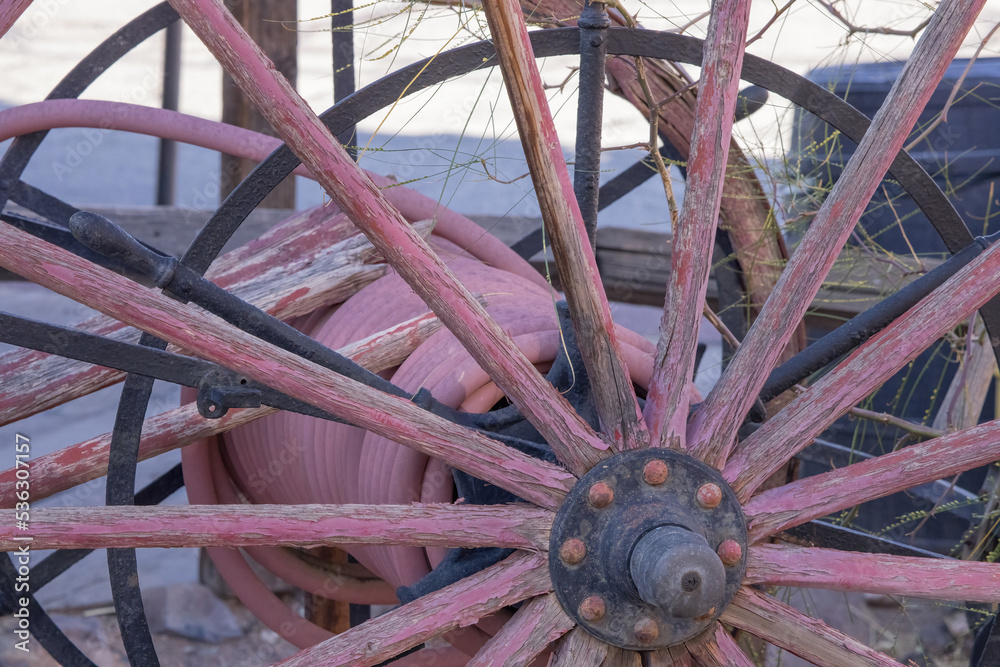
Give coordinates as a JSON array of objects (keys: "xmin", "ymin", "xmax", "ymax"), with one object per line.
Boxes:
[{"xmin": 573, "ymin": 0, "xmax": 611, "ymax": 250}]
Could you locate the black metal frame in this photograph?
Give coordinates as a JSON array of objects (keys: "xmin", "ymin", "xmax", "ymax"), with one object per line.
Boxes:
[{"xmin": 0, "ymin": 5, "xmax": 994, "ymax": 664}]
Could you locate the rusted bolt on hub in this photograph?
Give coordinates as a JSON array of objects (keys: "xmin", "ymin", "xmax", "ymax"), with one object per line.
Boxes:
[
  {"xmin": 696, "ymin": 482, "xmax": 722, "ymax": 509},
  {"xmin": 588, "ymin": 482, "xmax": 614, "ymax": 508},
  {"xmin": 717, "ymin": 539, "xmax": 743, "ymax": 566},
  {"xmin": 642, "ymin": 459, "xmax": 669, "ymax": 485},
  {"xmin": 578, "ymin": 595, "xmax": 606, "ymax": 622},
  {"xmin": 633, "ymin": 617, "xmax": 659, "ymax": 644},
  {"xmin": 559, "ymin": 538, "xmax": 587, "ymax": 565}
]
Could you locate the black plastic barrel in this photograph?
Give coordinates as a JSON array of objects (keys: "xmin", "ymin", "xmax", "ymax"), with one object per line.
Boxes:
[
  {"xmin": 790, "ymin": 57, "xmax": 1000, "ymax": 253},
  {"xmin": 787, "ymin": 58, "xmax": 1000, "ymax": 553}
]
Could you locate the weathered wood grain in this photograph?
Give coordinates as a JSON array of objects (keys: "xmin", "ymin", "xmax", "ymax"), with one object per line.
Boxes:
[
  {"xmin": 274, "ymin": 552, "xmax": 550, "ymax": 666},
  {"xmin": 689, "ymin": 0, "xmax": 987, "ymax": 467},
  {"xmin": 644, "ymin": 0, "xmax": 750, "ymax": 453},
  {"xmin": 168, "ymin": 0, "xmax": 609, "ymax": 478},
  {"xmin": 746, "ymin": 543, "xmax": 1000, "ymax": 602},
  {"xmin": 602, "ymin": 646, "xmax": 642, "ymax": 667},
  {"xmin": 0, "ymin": 0, "xmax": 30, "ymax": 40},
  {"xmin": 647, "ymin": 646, "xmax": 691, "ymax": 666},
  {"xmin": 723, "ymin": 236, "xmax": 1000, "ymax": 501},
  {"xmin": 466, "ymin": 592, "xmax": 573, "ymax": 666},
  {"xmin": 743, "ymin": 419, "xmax": 1000, "ymax": 541},
  {"xmin": 0, "ymin": 223, "xmax": 577, "ymax": 510},
  {"xmin": 0, "ymin": 503, "xmax": 552, "ymax": 552},
  {"xmin": 0, "ymin": 204, "xmax": 387, "ymax": 427},
  {"xmin": 0, "ymin": 308, "xmax": 448, "ymax": 508},
  {"xmin": 932, "ymin": 315, "xmax": 995, "ymax": 432},
  {"xmin": 481, "ymin": 0, "xmax": 645, "ymax": 456},
  {"xmin": 690, "ymin": 626, "xmax": 755, "ymax": 667},
  {"xmin": 549, "ymin": 627, "xmax": 608, "ymax": 667},
  {"xmin": 721, "ymin": 587, "xmax": 902, "ymax": 667}
]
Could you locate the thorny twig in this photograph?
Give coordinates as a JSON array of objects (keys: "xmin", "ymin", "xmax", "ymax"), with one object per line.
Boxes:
[
  {"xmin": 905, "ymin": 20, "xmax": 1000, "ymax": 152},
  {"xmin": 746, "ymin": 0, "xmax": 799, "ymax": 47}
]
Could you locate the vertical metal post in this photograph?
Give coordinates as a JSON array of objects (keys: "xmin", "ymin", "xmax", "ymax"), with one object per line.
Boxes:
[
  {"xmin": 331, "ymin": 0, "xmax": 356, "ymax": 160},
  {"xmin": 156, "ymin": 20, "xmax": 182, "ymax": 206},
  {"xmin": 574, "ymin": 0, "xmax": 610, "ymax": 251}
]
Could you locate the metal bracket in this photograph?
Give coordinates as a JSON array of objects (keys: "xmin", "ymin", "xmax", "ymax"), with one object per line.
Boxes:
[
  {"xmin": 196, "ymin": 369, "xmax": 262, "ymax": 419},
  {"xmin": 549, "ymin": 448, "xmax": 747, "ymax": 649}
]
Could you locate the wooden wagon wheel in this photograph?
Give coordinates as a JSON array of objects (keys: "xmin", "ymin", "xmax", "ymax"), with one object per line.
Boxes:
[{"xmin": 0, "ymin": 0, "xmax": 998, "ymax": 664}]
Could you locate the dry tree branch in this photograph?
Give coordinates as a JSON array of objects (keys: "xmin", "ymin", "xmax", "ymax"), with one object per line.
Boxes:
[{"xmin": 817, "ymin": 0, "xmax": 932, "ymax": 37}]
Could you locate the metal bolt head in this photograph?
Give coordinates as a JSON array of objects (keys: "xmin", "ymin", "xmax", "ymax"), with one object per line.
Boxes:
[
  {"xmin": 559, "ymin": 538, "xmax": 587, "ymax": 565},
  {"xmin": 697, "ymin": 483, "xmax": 722, "ymax": 509},
  {"xmin": 588, "ymin": 482, "xmax": 614, "ymax": 508},
  {"xmin": 642, "ymin": 459, "xmax": 669, "ymax": 485},
  {"xmin": 633, "ymin": 617, "xmax": 659, "ymax": 644},
  {"xmin": 578, "ymin": 595, "xmax": 606, "ymax": 622},
  {"xmin": 717, "ymin": 539, "xmax": 743, "ymax": 566}
]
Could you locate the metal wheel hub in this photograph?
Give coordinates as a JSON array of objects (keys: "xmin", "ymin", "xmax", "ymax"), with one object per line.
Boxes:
[{"xmin": 549, "ymin": 448, "xmax": 747, "ymax": 649}]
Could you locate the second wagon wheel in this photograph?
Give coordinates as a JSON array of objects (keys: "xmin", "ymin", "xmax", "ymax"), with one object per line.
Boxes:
[{"xmin": 1, "ymin": 0, "xmax": 1000, "ymax": 664}]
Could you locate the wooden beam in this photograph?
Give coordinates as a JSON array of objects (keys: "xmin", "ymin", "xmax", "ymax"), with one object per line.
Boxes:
[{"xmin": 220, "ymin": 0, "xmax": 297, "ymax": 208}]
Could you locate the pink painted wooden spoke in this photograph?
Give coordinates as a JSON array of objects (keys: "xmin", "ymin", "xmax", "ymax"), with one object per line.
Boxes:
[
  {"xmin": 0, "ymin": 223, "xmax": 575, "ymax": 511},
  {"xmin": 0, "ymin": 504, "xmax": 552, "ymax": 552},
  {"xmin": 746, "ymin": 543, "xmax": 1000, "ymax": 602},
  {"xmin": 724, "ymin": 235, "xmax": 1000, "ymax": 500},
  {"xmin": 274, "ymin": 552, "xmax": 550, "ymax": 666},
  {"xmin": 687, "ymin": 0, "xmax": 987, "ymax": 466},
  {"xmin": 166, "ymin": 0, "xmax": 606, "ymax": 476},
  {"xmin": 0, "ymin": 0, "xmax": 30, "ymax": 40},
  {"xmin": 744, "ymin": 419, "xmax": 1000, "ymax": 541},
  {"xmin": 548, "ymin": 627, "xmax": 609, "ymax": 667},
  {"xmin": 466, "ymin": 593, "xmax": 574, "ymax": 666},
  {"xmin": 721, "ymin": 587, "xmax": 903, "ymax": 667},
  {"xmin": 481, "ymin": 0, "xmax": 646, "ymax": 454},
  {"xmin": 644, "ymin": 0, "xmax": 751, "ymax": 454}
]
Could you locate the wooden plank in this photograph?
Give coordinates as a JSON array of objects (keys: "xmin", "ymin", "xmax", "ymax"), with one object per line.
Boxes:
[
  {"xmin": 482, "ymin": 0, "xmax": 646, "ymax": 454},
  {"xmin": 220, "ymin": 0, "xmax": 297, "ymax": 208},
  {"xmin": 0, "ymin": 503, "xmax": 553, "ymax": 551},
  {"xmin": 169, "ymin": 0, "xmax": 610, "ymax": 478},
  {"xmin": 746, "ymin": 543, "xmax": 1000, "ymax": 602},
  {"xmin": 645, "ymin": 0, "xmax": 751, "ymax": 453},
  {"xmin": 274, "ymin": 552, "xmax": 549, "ymax": 667},
  {"xmin": 688, "ymin": 0, "xmax": 987, "ymax": 468}
]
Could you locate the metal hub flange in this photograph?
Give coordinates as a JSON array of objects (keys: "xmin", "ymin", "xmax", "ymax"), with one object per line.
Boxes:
[{"xmin": 549, "ymin": 448, "xmax": 747, "ymax": 649}]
